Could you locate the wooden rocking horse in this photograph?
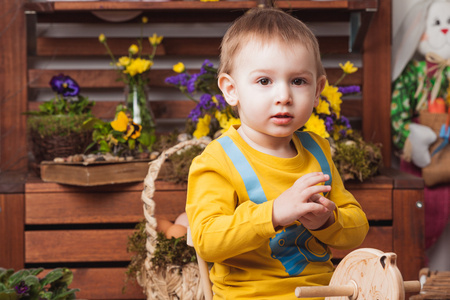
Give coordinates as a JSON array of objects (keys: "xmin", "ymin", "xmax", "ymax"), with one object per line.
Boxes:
[{"xmin": 295, "ymin": 248, "xmax": 421, "ymax": 299}]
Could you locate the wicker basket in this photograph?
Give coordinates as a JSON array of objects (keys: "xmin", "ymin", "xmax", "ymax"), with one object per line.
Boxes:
[{"xmin": 139, "ymin": 139, "xmax": 210, "ymax": 300}]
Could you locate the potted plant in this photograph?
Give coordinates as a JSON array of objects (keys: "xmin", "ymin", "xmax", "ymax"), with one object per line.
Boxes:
[
  {"xmin": 0, "ymin": 267, "xmax": 79, "ymax": 300},
  {"xmin": 26, "ymin": 74, "xmax": 95, "ymax": 167}
]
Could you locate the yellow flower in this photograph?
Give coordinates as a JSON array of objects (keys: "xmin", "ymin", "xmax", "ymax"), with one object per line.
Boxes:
[
  {"xmin": 173, "ymin": 62, "xmax": 185, "ymax": 73},
  {"xmin": 128, "ymin": 44, "xmax": 139, "ymax": 55},
  {"xmin": 117, "ymin": 56, "xmax": 131, "ymax": 67},
  {"xmin": 125, "ymin": 58, "xmax": 153, "ymax": 77},
  {"xmin": 149, "ymin": 33, "xmax": 164, "ymax": 46},
  {"xmin": 339, "ymin": 61, "xmax": 358, "ymax": 74},
  {"xmin": 142, "ymin": 16, "xmax": 148, "ymax": 24},
  {"xmin": 98, "ymin": 33, "xmax": 106, "ymax": 43},
  {"xmin": 315, "ymin": 99, "xmax": 330, "ymax": 115},
  {"xmin": 111, "ymin": 111, "xmax": 129, "ymax": 132},
  {"xmin": 193, "ymin": 115, "xmax": 211, "ymax": 139},
  {"xmin": 304, "ymin": 114, "xmax": 329, "ymax": 138},
  {"xmin": 200, "ymin": 0, "xmax": 219, "ymax": 2},
  {"xmin": 125, "ymin": 123, "xmax": 142, "ymax": 140},
  {"xmin": 215, "ymin": 111, "xmax": 240, "ymax": 132},
  {"xmin": 321, "ymin": 81, "xmax": 342, "ymax": 118}
]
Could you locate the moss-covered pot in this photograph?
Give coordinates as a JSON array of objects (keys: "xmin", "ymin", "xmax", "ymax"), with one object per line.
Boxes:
[{"xmin": 27, "ymin": 114, "xmax": 93, "ymax": 163}]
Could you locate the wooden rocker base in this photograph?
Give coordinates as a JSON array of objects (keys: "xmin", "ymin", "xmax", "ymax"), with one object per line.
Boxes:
[{"xmin": 296, "ymin": 248, "xmax": 421, "ymax": 299}]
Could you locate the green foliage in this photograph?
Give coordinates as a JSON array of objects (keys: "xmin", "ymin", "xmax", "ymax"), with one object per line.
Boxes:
[
  {"xmin": 26, "ymin": 95, "xmax": 94, "ymax": 117},
  {"xmin": 333, "ymin": 134, "xmax": 383, "ymax": 182},
  {"xmin": 150, "ymin": 232, "xmax": 197, "ymax": 270},
  {"xmin": 162, "ymin": 145, "xmax": 205, "ymax": 184},
  {"xmin": 27, "ymin": 114, "xmax": 92, "ymax": 138},
  {"xmin": 0, "ymin": 267, "xmax": 79, "ymax": 300},
  {"xmin": 124, "ymin": 220, "xmax": 147, "ymax": 292}
]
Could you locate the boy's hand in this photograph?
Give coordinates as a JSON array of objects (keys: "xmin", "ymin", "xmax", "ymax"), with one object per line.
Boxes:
[{"xmin": 272, "ymin": 172, "xmax": 336, "ymax": 230}]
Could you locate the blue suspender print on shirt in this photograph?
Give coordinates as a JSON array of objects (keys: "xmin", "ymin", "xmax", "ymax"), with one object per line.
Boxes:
[{"xmin": 217, "ymin": 131, "xmax": 331, "ymax": 276}]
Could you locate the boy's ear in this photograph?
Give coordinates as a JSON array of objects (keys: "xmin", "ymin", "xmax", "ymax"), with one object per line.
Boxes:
[
  {"xmin": 314, "ymin": 75, "xmax": 327, "ymax": 106},
  {"xmin": 218, "ymin": 73, "xmax": 239, "ymax": 106}
]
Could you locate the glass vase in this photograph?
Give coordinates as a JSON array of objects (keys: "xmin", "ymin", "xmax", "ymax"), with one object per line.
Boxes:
[{"xmin": 125, "ymin": 82, "xmax": 156, "ymax": 150}]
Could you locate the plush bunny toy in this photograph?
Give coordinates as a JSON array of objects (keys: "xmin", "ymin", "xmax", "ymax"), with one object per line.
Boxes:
[{"xmin": 391, "ymin": 0, "xmax": 450, "ymax": 168}]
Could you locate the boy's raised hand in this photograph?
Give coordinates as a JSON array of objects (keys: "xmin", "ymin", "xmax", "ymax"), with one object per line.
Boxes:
[{"xmin": 272, "ymin": 172, "xmax": 336, "ymax": 230}]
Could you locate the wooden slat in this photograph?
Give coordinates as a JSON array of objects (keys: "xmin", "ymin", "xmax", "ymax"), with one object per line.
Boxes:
[
  {"xmin": 25, "ymin": 189, "xmax": 186, "ymax": 224},
  {"xmin": 25, "ymin": 175, "xmax": 185, "ymax": 193},
  {"xmin": 0, "ymin": 0, "xmax": 28, "ymax": 172},
  {"xmin": 41, "ymin": 268, "xmax": 145, "ymax": 300},
  {"xmin": 393, "ymin": 189, "xmax": 425, "ymax": 281},
  {"xmin": 36, "ymin": 37, "xmax": 219, "ymax": 57},
  {"xmin": 35, "ymin": 36, "xmax": 347, "ymax": 57},
  {"xmin": 350, "ymin": 189, "xmax": 392, "ymax": 220},
  {"xmin": 362, "ymin": 0, "xmax": 391, "ymax": 166},
  {"xmin": 25, "ymin": 229, "xmax": 134, "ymax": 263},
  {"xmin": 28, "ymin": 100, "xmax": 196, "ymax": 120},
  {"xmin": 25, "ymin": 191, "xmax": 143, "ymax": 224},
  {"xmin": 331, "ymin": 226, "xmax": 393, "ymax": 259},
  {"xmin": 0, "ymin": 194, "xmax": 25, "ymax": 270},
  {"xmin": 28, "ymin": 68, "xmax": 362, "ymax": 89}
]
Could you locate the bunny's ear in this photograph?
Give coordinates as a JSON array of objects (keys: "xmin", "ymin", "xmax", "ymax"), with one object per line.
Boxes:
[{"xmin": 391, "ymin": 0, "xmax": 433, "ymax": 81}]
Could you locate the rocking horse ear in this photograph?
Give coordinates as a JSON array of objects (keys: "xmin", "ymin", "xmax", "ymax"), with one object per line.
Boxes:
[{"xmin": 391, "ymin": 0, "xmax": 433, "ymax": 81}]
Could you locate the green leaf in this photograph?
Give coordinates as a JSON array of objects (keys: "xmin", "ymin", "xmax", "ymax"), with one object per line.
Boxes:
[
  {"xmin": 40, "ymin": 269, "xmax": 63, "ymax": 287},
  {"xmin": 50, "ymin": 288, "xmax": 80, "ymax": 300},
  {"xmin": 0, "ymin": 269, "xmax": 14, "ymax": 284},
  {"xmin": 8, "ymin": 270, "xmax": 30, "ymax": 287},
  {"xmin": 28, "ymin": 268, "xmax": 44, "ymax": 277}
]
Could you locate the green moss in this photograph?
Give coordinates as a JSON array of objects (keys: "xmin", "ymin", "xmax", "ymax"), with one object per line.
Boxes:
[
  {"xmin": 333, "ymin": 134, "xmax": 383, "ymax": 182},
  {"xmin": 27, "ymin": 114, "xmax": 92, "ymax": 137}
]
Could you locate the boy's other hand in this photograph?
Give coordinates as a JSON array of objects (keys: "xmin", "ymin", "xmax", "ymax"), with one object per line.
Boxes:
[{"xmin": 272, "ymin": 172, "xmax": 335, "ymax": 230}]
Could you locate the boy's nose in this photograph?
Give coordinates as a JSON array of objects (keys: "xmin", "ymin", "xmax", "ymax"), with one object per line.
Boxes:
[{"xmin": 275, "ymin": 84, "xmax": 293, "ymax": 105}]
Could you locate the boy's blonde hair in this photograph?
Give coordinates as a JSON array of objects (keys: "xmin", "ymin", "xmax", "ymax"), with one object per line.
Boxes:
[{"xmin": 219, "ymin": 7, "xmax": 326, "ymax": 78}]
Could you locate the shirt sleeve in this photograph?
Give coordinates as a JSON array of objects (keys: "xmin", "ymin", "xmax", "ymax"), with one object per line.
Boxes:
[
  {"xmin": 186, "ymin": 146, "xmax": 276, "ymax": 263},
  {"xmin": 308, "ymin": 135, "xmax": 369, "ymax": 250}
]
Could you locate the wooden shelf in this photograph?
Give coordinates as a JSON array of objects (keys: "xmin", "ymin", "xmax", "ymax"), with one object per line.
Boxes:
[{"xmin": 24, "ymin": 0, "xmax": 377, "ymax": 12}]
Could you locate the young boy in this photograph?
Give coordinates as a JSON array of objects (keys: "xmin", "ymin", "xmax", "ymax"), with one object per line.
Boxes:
[{"xmin": 186, "ymin": 7, "xmax": 369, "ymax": 299}]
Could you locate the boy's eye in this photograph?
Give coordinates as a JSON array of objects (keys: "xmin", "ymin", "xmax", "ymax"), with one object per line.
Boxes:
[
  {"xmin": 258, "ymin": 78, "xmax": 271, "ymax": 85},
  {"xmin": 292, "ymin": 78, "xmax": 306, "ymax": 86}
]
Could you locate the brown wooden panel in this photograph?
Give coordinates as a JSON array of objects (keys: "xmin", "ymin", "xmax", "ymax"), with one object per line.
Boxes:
[
  {"xmin": 349, "ymin": 189, "xmax": 392, "ymax": 220},
  {"xmin": 28, "ymin": 68, "xmax": 362, "ymax": 89},
  {"xmin": 36, "ymin": 36, "xmax": 347, "ymax": 57},
  {"xmin": 25, "ymin": 191, "xmax": 143, "ymax": 224},
  {"xmin": 42, "ymin": 268, "xmax": 145, "ymax": 300},
  {"xmin": 36, "ymin": 37, "xmax": 221, "ymax": 57},
  {"xmin": 0, "ymin": 0, "xmax": 28, "ymax": 171},
  {"xmin": 331, "ymin": 226, "xmax": 393, "ymax": 259},
  {"xmin": 25, "ymin": 189, "xmax": 186, "ymax": 224},
  {"xmin": 0, "ymin": 193, "xmax": 25, "ymax": 270},
  {"xmin": 28, "ymin": 100, "xmax": 196, "ymax": 120},
  {"xmin": 341, "ymin": 98, "xmax": 362, "ymax": 118},
  {"xmin": 393, "ymin": 189, "xmax": 425, "ymax": 281},
  {"xmin": 363, "ymin": 0, "xmax": 391, "ymax": 166},
  {"xmin": 25, "ymin": 229, "xmax": 134, "ymax": 263},
  {"xmin": 25, "ymin": 176, "xmax": 184, "ymax": 193}
]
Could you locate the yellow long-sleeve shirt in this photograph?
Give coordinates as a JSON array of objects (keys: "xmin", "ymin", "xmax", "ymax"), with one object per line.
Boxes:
[{"xmin": 186, "ymin": 126, "xmax": 369, "ymax": 299}]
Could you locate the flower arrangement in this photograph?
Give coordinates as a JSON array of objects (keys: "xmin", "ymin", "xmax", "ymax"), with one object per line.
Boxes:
[
  {"xmin": 27, "ymin": 74, "xmax": 94, "ymax": 118},
  {"xmin": 165, "ymin": 59, "xmax": 240, "ymax": 139},
  {"xmin": 0, "ymin": 267, "xmax": 79, "ymax": 300},
  {"xmin": 84, "ymin": 106, "xmax": 151, "ymax": 158},
  {"xmin": 98, "ymin": 16, "xmax": 163, "ymax": 152},
  {"xmin": 302, "ymin": 61, "xmax": 359, "ymax": 141},
  {"xmin": 301, "ymin": 61, "xmax": 382, "ymax": 181},
  {"xmin": 26, "ymin": 74, "xmax": 96, "ymax": 164}
]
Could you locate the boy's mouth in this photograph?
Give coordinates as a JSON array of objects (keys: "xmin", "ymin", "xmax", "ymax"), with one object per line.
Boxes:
[{"xmin": 271, "ymin": 113, "xmax": 293, "ymax": 124}]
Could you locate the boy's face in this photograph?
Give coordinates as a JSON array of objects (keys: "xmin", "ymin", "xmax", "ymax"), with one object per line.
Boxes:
[{"xmin": 219, "ymin": 38, "xmax": 325, "ymax": 142}]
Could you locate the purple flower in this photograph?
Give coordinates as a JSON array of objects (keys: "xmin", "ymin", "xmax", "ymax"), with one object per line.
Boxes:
[
  {"xmin": 325, "ymin": 116, "xmax": 334, "ymax": 132},
  {"xmin": 215, "ymin": 94, "xmax": 226, "ymax": 110},
  {"xmin": 187, "ymin": 73, "xmax": 200, "ymax": 94},
  {"xmin": 14, "ymin": 281, "xmax": 30, "ymax": 295},
  {"xmin": 165, "ymin": 73, "xmax": 188, "ymax": 86},
  {"xmin": 199, "ymin": 94, "xmax": 215, "ymax": 110},
  {"xmin": 338, "ymin": 85, "xmax": 361, "ymax": 95},
  {"xmin": 49, "ymin": 74, "xmax": 80, "ymax": 97},
  {"xmin": 200, "ymin": 59, "xmax": 213, "ymax": 74},
  {"xmin": 339, "ymin": 116, "xmax": 351, "ymax": 129}
]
